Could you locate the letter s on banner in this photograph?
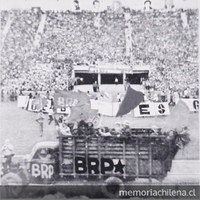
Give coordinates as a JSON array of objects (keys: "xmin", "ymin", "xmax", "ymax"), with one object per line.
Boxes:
[{"xmin": 154, "ymin": 102, "xmax": 170, "ymax": 116}]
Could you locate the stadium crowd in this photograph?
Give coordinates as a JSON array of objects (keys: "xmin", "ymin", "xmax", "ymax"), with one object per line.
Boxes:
[
  {"xmin": 1, "ymin": 11, "xmax": 9, "ymax": 31},
  {"xmin": 0, "ymin": 8, "xmax": 199, "ymax": 101}
]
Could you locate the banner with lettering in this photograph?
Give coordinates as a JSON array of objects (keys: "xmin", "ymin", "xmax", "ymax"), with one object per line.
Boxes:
[
  {"xmin": 134, "ymin": 102, "xmax": 170, "ymax": 117},
  {"xmin": 17, "ymin": 96, "xmax": 29, "ymax": 107},
  {"xmin": 134, "ymin": 103, "xmax": 155, "ymax": 117},
  {"xmin": 27, "ymin": 99, "xmax": 41, "ymax": 112},
  {"xmin": 181, "ymin": 99, "xmax": 199, "ymax": 112},
  {"xmin": 54, "ymin": 90, "xmax": 98, "ymax": 121},
  {"xmin": 54, "ymin": 90, "xmax": 89, "ymax": 108},
  {"xmin": 154, "ymin": 102, "xmax": 170, "ymax": 116},
  {"xmin": 27, "ymin": 98, "xmax": 51, "ymax": 113}
]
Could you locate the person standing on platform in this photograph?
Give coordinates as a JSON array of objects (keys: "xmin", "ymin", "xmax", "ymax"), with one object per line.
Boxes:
[
  {"xmin": 115, "ymin": 77, "xmax": 119, "ymax": 85},
  {"xmin": 117, "ymin": 93, "xmax": 121, "ymax": 102},
  {"xmin": 124, "ymin": 78, "xmax": 130, "ymax": 91},
  {"xmin": 93, "ymin": 81, "xmax": 99, "ymax": 92}
]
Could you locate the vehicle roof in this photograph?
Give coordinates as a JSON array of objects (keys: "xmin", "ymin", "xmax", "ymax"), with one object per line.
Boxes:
[{"xmin": 33, "ymin": 141, "xmax": 59, "ymax": 149}]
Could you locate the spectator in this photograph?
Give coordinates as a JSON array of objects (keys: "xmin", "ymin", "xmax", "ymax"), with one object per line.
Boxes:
[
  {"xmin": 19, "ymin": 89, "xmax": 24, "ymax": 96},
  {"xmin": 36, "ymin": 110, "xmax": 45, "ymax": 137},
  {"xmin": 144, "ymin": 0, "xmax": 153, "ymax": 12},
  {"xmin": 93, "ymin": 81, "xmax": 99, "ymax": 92},
  {"xmin": 1, "ymin": 89, "xmax": 4, "ymax": 102},
  {"xmin": 57, "ymin": 117, "xmax": 71, "ymax": 136},
  {"xmin": 48, "ymin": 106, "xmax": 54, "ymax": 125},
  {"xmin": 117, "ymin": 93, "xmax": 121, "ymax": 102},
  {"xmin": 38, "ymin": 149, "xmax": 52, "ymax": 161},
  {"xmin": 29, "ymin": 93, "xmax": 33, "ymax": 99},
  {"xmin": 1, "ymin": 139, "xmax": 14, "ymax": 172}
]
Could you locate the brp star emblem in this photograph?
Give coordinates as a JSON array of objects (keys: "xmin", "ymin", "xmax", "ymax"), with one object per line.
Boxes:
[
  {"xmin": 75, "ymin": 157, "xmax": 125, "ymax": 174},
  {"xmin": 114, "ymin": 160, "xmax": 125, "ymax": 174}
]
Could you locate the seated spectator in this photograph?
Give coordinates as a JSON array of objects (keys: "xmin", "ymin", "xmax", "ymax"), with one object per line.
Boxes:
[
  {"xmin": 111, "ymin": 121, "xmax": 122, "ymax": 137},
  {"xmin": 59, "ymin": 117, "xmax": 72, "ymax": 136},
  {"xmin": 98, "ymin": 127, "xmax": 112, "ymax": 137},
  {"xmin": 121, "ymin": 120, "xmax": 131, "ymax": 136},
  {"xmin": 77, "ymin": 120, "xmax": 88, "ymax": 136}
]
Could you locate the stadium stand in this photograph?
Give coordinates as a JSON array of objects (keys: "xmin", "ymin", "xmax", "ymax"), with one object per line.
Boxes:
[{"xmin": 0, "ymin": 8, "xmax": 199, "ymax": 99}]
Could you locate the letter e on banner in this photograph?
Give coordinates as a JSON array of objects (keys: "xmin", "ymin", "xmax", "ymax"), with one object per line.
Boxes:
[
  {"xmin": 139, "ymin": 104, "xmax": 150, "ymax": 115},
  {"xmin": 134, "ymin": 104, "xmax": 150, "ymax": 117}
]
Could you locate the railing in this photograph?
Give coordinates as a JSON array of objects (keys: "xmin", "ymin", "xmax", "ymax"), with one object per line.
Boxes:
[{"xmin": 58, "ymin": 132, "xmax": 172, "ymax": 181}]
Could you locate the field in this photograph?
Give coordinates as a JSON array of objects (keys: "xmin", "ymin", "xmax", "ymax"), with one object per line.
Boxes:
[{"xmin": 0, "ymin": 85, "xmax": 199, "ymax": 160}]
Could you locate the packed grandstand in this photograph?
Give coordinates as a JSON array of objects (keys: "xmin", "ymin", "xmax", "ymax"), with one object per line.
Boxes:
[{"xmin": 0, "ymin": 0, "xmax": 199, "ymax": 100}]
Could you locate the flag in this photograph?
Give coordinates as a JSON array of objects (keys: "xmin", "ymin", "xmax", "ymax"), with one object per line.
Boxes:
[
  {"xmin": 116, "ymin": 86, "xmax": 144, "ymax": 117},
  {"xmin": 54, "ymin": 90, "xmax": 98, "ymax": 122},
  {"xmin": 54, "ymin": 89, "xmax": 90, "ymax": 109}
]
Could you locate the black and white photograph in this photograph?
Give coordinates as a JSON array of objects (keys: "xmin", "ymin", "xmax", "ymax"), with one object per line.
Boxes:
[{"xmin": 0, "ymin": 0, "xmax": 199, "ymax": 199}]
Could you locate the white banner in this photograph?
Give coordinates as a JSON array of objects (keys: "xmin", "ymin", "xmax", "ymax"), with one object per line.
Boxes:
[
  {"xmin": 27, "ymin": 99, "xmax": 41, "ymax": 112},
  {"xmin": 112, "ymin": 102, "xmax": 121, "ymax": 116},
  {"xmin": 97, "ymin": 101, "xmax": 120, "ymax": 117},
  {"xmin": 181, "ymin": 99, "xmax": 199, "ymax": 112},
  {"xmin": 134, "ymin": 102, "xmax": 170, "ymax": 117},
  {"xmin": 134, "ymin": 102, "xmax": 155, "ymax": 117},
  {"xmin": 154, "ymin": 102, "xmax": 170, "ymax": 116},
  {"xmin": 90, "ymin": 99, "xmax": 101, "ymax": 110},
  {"xmin": 17, "ymin": 96, "xmax": 29, "ymax": 107},
  {"xmin": 27, "ymin": 99, "xmax": 51, "ymax": 112}
]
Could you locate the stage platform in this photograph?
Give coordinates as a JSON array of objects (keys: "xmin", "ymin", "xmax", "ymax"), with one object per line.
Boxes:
[{"xmin": 73, "ymin": 84, "xmax": 143, "ymax": 94}]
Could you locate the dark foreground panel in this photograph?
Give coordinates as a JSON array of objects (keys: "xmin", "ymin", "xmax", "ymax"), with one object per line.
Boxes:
[{"xmin": 1, "ymin": 185, "xmax": 199, "ymax": 199}]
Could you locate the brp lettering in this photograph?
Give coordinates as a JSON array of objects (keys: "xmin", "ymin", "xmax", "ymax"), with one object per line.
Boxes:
[
  {"xmin": 57, "ymin": 97, "xmax": 78, "ymax": 107},
  {"xmin": 31, "ymin": 163, "xmax": 54, "ymax": 179},
  {"xmin": 75, "ymin": 157, "xmax": 125, "ymax": 174}
]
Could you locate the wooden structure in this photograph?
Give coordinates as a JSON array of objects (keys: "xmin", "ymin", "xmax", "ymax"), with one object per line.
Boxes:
[{"xmin": 58, "ymin": 128, "xmax": 173, "ymax": 182}]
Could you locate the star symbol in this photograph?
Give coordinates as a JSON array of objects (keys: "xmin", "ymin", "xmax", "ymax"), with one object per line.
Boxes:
[{"xmin": 114, "ymin": 160, "xmax": 125, "ymax": 174}]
